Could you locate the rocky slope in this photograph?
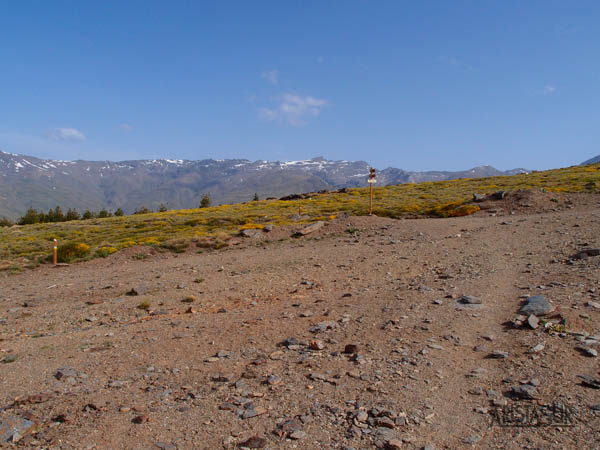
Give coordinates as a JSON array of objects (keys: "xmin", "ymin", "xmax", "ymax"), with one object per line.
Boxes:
[{"xmin": 0, "ymin": 190, "xmax": 599, "ymax": 449}]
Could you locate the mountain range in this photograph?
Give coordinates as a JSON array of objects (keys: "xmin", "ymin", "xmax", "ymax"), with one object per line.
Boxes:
[
  {"xmin": 0, "ymin": 150, "xmax": 531, "ymax": 219},
  {"xmin": 582, "ymin": 154, "xmax": 600, "ymax": 165}
]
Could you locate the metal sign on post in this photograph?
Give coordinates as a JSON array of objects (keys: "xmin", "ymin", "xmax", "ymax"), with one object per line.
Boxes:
[{"xmin": 368, "ymin": 168, "xmax": 376, "ymax": 215}]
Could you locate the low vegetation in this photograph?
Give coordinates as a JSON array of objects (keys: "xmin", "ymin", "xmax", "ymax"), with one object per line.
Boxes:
[{"xmin": 1, "ymin": 163, "xmax": 598, "ymax": 271}]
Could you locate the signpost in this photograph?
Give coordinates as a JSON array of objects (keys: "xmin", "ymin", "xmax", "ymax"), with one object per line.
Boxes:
[
  {"xmin": 53, "ymin": 239, "xmax": 57, "ymax": 265},
  {"xmin": 368, "ymin": 167, "xmax": 376, "ymax": 215}
]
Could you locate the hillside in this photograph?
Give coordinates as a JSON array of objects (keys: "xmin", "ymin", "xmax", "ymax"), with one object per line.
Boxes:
[
  {"xmin": 582, "ymin": 154, "xmax": 600, "ymax": 165},
  {"xmin": 0, "ymin": 162, "xmax": 598, "ymax": 273},
  {"xmin": 0, "ymin": 150, "xmax": 527, "ymax": 220},
  {"xmin": 0, "ymin": 194, "xmax": 599, "ymax": 448}
]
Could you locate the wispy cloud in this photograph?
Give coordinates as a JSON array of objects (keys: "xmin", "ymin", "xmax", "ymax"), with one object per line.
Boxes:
[
  {"xmin": 261, "ymin": 69, "xmax": 279, "ymax": 85},
  {"xmin": 119, "ymin": 123, "xmax": 134, "ymax": 132},
  {"xmin": 259, "ymin": 93, "xmax": 329, "ymax": 126},
  {"xmin": 437, "ymin": 55, "xmax": 460, "ymax": 67},
  {"xmin": 46, "ymin": 127, "xmax": 86, "ymax": 141},
  {"xmin": 543, "ymin": 85, "xmax": 557, "ymax": 95}
]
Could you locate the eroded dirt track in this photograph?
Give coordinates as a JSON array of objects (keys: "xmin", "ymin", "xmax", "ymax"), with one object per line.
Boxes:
[{"xmin": 1, "ymin": 194, "xmax": 600, "ymax": 449}]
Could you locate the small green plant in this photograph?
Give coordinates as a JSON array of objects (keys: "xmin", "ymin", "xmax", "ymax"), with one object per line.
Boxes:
[
  {"xmin": 195, "ymin": 232, "xmax": 230, "ymax": 249},
  {"xmin": 193, "ymin": 277, "xmax": 204, "ymax": 283},
  {"xmin": 160, "ymin": 239, "xmax": 189, "ymax": 253},
  {"xmin": 95, "ymin": 246, "xmax": 117, "ymax": 258},
  {"xmin": 137, "ymin": 300, "xmax": 150, "ymax": 310},
  {"xmin": 55, "ymin": 242, "xmax": 91, "ymax": 263},
  {"xmin": 182, "ymin": 295, "xmax": 196, "ymax": 303},
  {"xmin": 428, "ymin": 202, "xmax": 480, "ymax": 218},
  {"xmin": 1, "ymin": 354, "xmax": 18, "ymax": 364},
  {"xmin": 5, "ymin": 264, "xmax": 24, "ymax": 274}
]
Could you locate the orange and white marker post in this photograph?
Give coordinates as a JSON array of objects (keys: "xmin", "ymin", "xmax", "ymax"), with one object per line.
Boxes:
[
  {"xmin": 53, "ymin": 239, "xmax": 57, "ymax": 265},
  {"xmin": 368, "ymin": 167, "xmax": 377, "ymax": 215}
]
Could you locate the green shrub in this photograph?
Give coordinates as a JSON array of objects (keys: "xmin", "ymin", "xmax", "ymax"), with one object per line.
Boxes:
[
  {"xmin": 56, "ymin": 242, "xmax": 91, "ymax": 263},
  {"xmin": 95, "ymin": 246, "xmax": 117, "ymax": 258},
  {"xmin": 0, "ymin": 217, "xmax": 12, "ymax": 227},
  {"xmin": 428, "ymin": 202, "xmax": 480, "ymax": 218},
  {"xmin": 137, "ymin": 300, "xmax": 150, "ymax": 310},
  {"xmin": 160, "ymin": 239, "xmax": 189, "ymax": 253}
]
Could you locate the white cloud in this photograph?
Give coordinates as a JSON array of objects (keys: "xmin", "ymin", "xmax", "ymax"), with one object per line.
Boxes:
[
  {"xmin": 259, "ymin": 93, "xmax": 329, "ymax": 126},
  {"xmin": 46, "ymin": 127, "xmax": 87, "ymax": 141},
  {"xmin": 119, "ymin": 123, "xmax": 134, "ymax": 132},
  {"xmin": 261, "ymin": 69, "xmax": 279, "ymax": 85},
  {"xmin": 543, "ymin": 85, "xmax": 557, "ymax": 95}
]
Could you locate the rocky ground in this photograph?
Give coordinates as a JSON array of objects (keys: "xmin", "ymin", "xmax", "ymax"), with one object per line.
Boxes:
[{"xmin": 1, "ymin": 190, "xmax": 599, "ymax": 449}]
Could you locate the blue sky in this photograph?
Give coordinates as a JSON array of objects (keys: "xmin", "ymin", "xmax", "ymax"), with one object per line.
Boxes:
[{"xmin": 0, "ymin": 1, "xmax": 598, "ymax": 171}]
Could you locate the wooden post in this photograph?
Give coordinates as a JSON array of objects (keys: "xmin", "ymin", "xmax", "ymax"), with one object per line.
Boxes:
[
  {"xmin": 53, "ymin": 239, "xmax": 57, "ymax": 265},
  {"xmin": 368, "ymin": 167, "xmax": 376, "ymax": 216}
]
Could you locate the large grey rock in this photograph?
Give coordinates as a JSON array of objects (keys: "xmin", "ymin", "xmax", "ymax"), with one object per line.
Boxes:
[
  {"xmin": 298, "ymin": 221, "xmax": 325, "ymax": 236},
  {"xmin": 0, "ymin": 416, "xmax": 34, "ymax": 443},
  {"xmin": 511, "ymin": 384, "xmax": 537, "ymax": 399},
  {"xmin": 126, "ymin": 284, "xmax": 152, "ymax": 296},
  {"xmin": 240, "ymin": 229, "xmax": 261, "ymax": 238},
  {"xmin": 527, "ymin": 314, "xmax": 540, "ymax": 329},
  {"xmin": 456, "ymin": 295, "xmax": 483, "ymax": 310},
  {"xmin": 519, "ymin": 296, "xmax": 554, "ymax": 316},
  {"xmin": 309, "ymin": 321, "xmax": 337, "ymax": 333},
  {"xmin": 240, "ymin": 436, "xmax": 267, "ymax": 448},
  {"xmin": 55, "ymin": 367, "xmax": 77, "ymax": 380},
  {"xmin": 578, "ymin": 374, "xmax": 600, "ymax": 389},
  {"xmin": 459, "ymin": 295, "xmax": 482, "ymax": 304},
  {"xmin": 490, "ymin": 190, "xmax": 507, "ymax": 200},
  {"xmin": 571, "ymin": 248, "xmax": 600, "ymax": 260},
  {"xmin": 462, "ymin": 435, "xmax": 481, "ymax": 445}
]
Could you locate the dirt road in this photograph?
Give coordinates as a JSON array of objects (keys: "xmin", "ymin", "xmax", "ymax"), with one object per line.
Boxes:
[{"xmin": 1, "ymin": 191, "xmax": 599, "ymax": 449}]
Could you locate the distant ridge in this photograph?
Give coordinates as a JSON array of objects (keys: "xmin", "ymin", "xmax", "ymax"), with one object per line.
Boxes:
[
  {"xmin": 581, "ymin": 155, "xmax": 600, "ymax": 165},
  {"xmin": 0, "ymin": 150, "xmax": 527, "ymax": 219}
]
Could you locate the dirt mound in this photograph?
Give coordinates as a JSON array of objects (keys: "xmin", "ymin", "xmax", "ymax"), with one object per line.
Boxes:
[{"xmin": 474, "ymin": 188, "xmax": 587, "ymax": 215}]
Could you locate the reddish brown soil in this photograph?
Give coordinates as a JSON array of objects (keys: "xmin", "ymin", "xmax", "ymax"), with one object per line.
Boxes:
[{"xmin": 1, "ymin": 191, "xmax": 600, "ymax": 449}]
